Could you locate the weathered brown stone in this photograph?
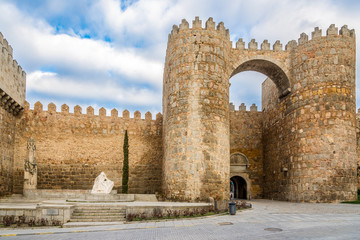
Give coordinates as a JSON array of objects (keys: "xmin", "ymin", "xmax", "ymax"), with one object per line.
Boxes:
[
  {"xmin": 0, "ymin": 105, "xmax": 16, "ymax": 196},
  {"xmin": 163, "ymin": 18, "xmax": 357, "ymax": 202},
  {"xmin": 13, "ymin": 106, "xmax": 163, "ymax": 194},
  {"xmin": 0, "ymin": 20, "xmax": 358, "ymax": 203}
]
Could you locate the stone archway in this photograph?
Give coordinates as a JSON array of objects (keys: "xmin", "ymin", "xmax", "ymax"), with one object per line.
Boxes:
[
  {"xmin": 163, "ymin": 17, "xmax": 357, "ymax": 202},
  {"xmin": 229, "ymin": 58, "xmax": 291, "ymax": 98},
  {"xmin": 230, "ymin": 176, "xmax": 247, "ymax": 199},
  {"xmin": 230, "ymin": 153, "xmax": 251, "ymax": 199}
]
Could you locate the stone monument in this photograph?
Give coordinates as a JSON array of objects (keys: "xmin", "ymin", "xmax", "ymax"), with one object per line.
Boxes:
[
  {"xmin": 24, "ymin": 138, "xmax": 37, "ymax": 190},
  {"xmin": 91, "ymin": 172, "xmax": 114, "ymax": 194}
]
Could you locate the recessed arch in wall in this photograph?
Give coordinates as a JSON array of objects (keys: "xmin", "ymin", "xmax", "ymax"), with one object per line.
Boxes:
[{"xmin": 230, "ymin": 152, "xmax": 250, "ymax": 167}]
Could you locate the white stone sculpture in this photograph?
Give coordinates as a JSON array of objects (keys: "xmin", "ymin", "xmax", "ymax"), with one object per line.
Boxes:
[
  {"xmin": 91, "ymin": 172, "xmax": 114, "ymax": 194},
  {"xmin": 24, "ymin": 138, "xmax": 37, "ymax": 190}
]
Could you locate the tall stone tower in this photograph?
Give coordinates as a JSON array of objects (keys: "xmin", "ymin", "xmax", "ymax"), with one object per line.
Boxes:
[
  {"xmin": 162, "ymin": 17, "xmax": 231, "ymax": 201},
  {"xmin": 163, "ymin": 17, "xmax": 357, "ymax": 202},
  {"xmin": 0, "ymin": 32, "xmax": 26, "ymax": 197}
]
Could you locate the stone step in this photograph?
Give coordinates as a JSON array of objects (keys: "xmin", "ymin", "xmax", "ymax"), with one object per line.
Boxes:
[
  {"xmin": 73, "ymin": 209, "xmax": 126, "ymax": 213},
  {"xmin": 67, "ymin": 199, "xmax": 131, "ymax": 203},
  {"xmin": 73, "ymin": 210, "xmax": 126, "ymax": 214},
  {"xmin": 70, "ymin": 215, "xmax": 125, "ymax": 219},
  {"xmin": 70, "ymin": 205, "xmax": 127, "ymax": 222},
  {"xmin": 69, "ymin": 217, "xmax": 125, "ymax": 221},
  {"xmin": 72, "ymin": 212, "xmax": 125, "ymax": 216},
  {"xmin": 69, "ymin": 218, "xmax": 125, "ymax": 222},
  {"xmin": 73, "ymin": 206, "xmax": 126, "ymax": 209},
  {"xmin": 74, "ymin": 208, "xmax": 126, "ymax": 211}
]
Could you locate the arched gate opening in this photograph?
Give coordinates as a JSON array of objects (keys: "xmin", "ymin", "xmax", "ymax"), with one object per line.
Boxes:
[{"xmin": 230, "ymin": 176, "xmax": 247, "ymax": 199}]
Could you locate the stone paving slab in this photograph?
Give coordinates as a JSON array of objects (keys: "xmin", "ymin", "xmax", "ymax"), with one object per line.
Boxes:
[
  {"xmin": 1, "ymin": 200, "xmax": 360, "ymax": 239},
  {"xmin": 32, "ymin": 200, "xmax": 210, "ymax": 207},
  {"xmin": 63, "ymin": 221, "xmax": 124, "ymax": 228}
]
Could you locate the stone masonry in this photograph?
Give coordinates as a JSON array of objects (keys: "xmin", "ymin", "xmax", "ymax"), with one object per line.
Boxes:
[
  {"xmin": 163, "ymin": 18, "xmax": 230, "ymax": 201},
  {"xmin": 13, "ymin": 102, "xmax": 163, "ymax": 194},
  {"xmin": 260, "ymin": 25, "xmax": 357, "ymax": 202},
  {"xmin": 163, "ymin": 18, "xmax": 357, "ymax": 202},
  {"xmin": 0, "ymin": 32, "xmax": 26, "ymax": 111},
  {"xmin": 0, "ymin": 18, "xmax": 358, "ymax": 203},
  {"xmin": 0, "ymin": 33, "xmax": 25, "ymax": 196},
  {"xmin": 230, "ymin": 104, "xmax": 263, "ymax": 199}
]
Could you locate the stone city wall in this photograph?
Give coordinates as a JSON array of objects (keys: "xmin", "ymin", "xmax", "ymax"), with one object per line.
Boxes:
[
  {"xmin": 1, "ymin": 21, "xmax": 358, "ymax": 203},
  {"xmin": 229, "ymin": 103, "xmax": 263, "ymax": 198},
  {"xmin": 13, "ymin": 102, "xmax": 163, "ymax": 195}
]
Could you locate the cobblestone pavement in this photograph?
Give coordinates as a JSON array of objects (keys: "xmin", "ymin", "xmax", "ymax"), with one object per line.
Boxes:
[{"xmin": 1, "ymin": 200, "xmax": 360, "ymax": 239}]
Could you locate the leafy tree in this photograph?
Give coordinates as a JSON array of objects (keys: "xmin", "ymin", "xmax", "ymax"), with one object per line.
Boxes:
[{"xmin": 122, "ymin": 130, "xmax": 129, "ymax": 193}]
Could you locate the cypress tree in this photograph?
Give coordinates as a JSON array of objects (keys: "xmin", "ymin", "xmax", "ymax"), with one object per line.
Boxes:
[{"xmin": 122, "ymin": 130, "xmax": 129, "ymax": 193}]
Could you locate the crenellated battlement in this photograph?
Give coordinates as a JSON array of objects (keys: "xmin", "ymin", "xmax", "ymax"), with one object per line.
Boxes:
[
  {"xmin": 0, "ymin": 32, "xmax": 26, "ymax": 116},
  {"xmin": 0, "ymin": 32, "xmax": 26, "ymax": 78},
  {"xmin": 235, "ymin": 24, "xmax": 354, "ymax": 52},
  {"xmin": 169, "ymin": 17, "xmax": 230, "ymax": 40},
  {"xmin": 0, "ymin": 32, "xmax": 13, "ymax": 56},
  {"xmin": 26, "ymin": 101, "xmax": 162, "ymax": 122},
  {"xmin": 229, "ymin": 102, "xmax": 261, "ymax": 113},
  {"xmin": 169, "ymin": 17, "xmax": 355, "ymax": 57},
  {"xmin": 292, "ymin": 24, "xmax": 354, "ymax": 49}
]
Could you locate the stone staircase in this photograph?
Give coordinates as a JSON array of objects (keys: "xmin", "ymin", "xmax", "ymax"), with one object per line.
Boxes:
[{"xmin": 69, "ymin": 205, "xmax": 126, "ymax": 222}]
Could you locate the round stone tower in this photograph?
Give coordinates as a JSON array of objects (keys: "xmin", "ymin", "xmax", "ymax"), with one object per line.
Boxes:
[
  {"xmin": 162, "ymin": 17, "xmax": 231, "ymax": 201},
  {"xmin": 259, "ymin": 24, "xmax": 357, "ymax": 202},
  {"xmin": 286, "ymin": 25, "xmax": 357, "ymax": 202}
]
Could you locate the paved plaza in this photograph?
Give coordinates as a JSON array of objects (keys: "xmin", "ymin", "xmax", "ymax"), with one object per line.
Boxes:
[{"xmin": 1, "ymin": 199, "xmax": 360, "ymax": 239}]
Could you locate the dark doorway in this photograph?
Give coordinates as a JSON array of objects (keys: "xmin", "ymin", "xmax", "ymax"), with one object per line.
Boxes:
[{"xmin": 230, "ymin": 176, "xmax": 247, "ymax": 199}]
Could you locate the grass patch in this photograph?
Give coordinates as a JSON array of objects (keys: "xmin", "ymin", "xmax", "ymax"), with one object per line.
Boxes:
[{"xmin": 341, "ymin": 195, "xmax": 360, "ymax": 204}]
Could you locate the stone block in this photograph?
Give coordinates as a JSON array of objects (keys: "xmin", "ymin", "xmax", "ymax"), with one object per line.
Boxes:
[{"xmin": 43, "ymin": 208, "xmax": 59, "ymax": 216}]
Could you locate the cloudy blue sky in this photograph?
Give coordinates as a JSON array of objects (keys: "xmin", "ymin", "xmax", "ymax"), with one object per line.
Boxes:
[{"xmin": 0, "ymin": 0, "xmax": 359, "ymax": 116}]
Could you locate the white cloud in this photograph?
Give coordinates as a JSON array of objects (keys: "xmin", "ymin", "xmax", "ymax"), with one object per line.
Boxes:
[
  {"xmin": 248, "ymin": 0, "xmax": 347, "ymax": 42},
  {"xmin": 0, "ymin": 1, "xmax": 163, "ymax": 86},
  {"xmin": 0, "ymin": 0, "xmax": 360, "ymax": 111},
  {"xmin": 27, "ymin": 71, "xmax": 160, "ymax": 106},
  {"xmin": 31, "ymin": 33, "xmax": 163, "ymax": 85}
]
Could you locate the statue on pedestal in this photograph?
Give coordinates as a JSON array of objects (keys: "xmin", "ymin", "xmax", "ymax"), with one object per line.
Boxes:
[{"xmin": 24, "ymin": 138, "xmax": 37, "ymax": 190}]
